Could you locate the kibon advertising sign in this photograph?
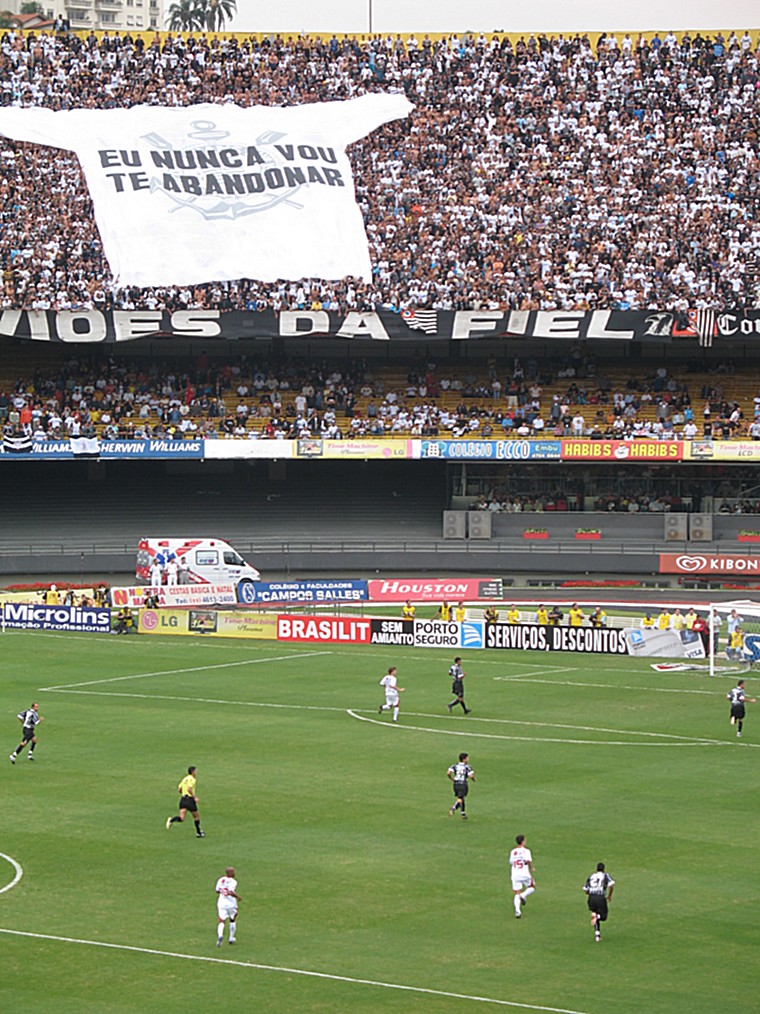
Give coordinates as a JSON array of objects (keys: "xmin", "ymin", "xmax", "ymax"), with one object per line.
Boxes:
[{"xmin": 659, "ymin": 553, "xmax": 760, "ymax": 576}]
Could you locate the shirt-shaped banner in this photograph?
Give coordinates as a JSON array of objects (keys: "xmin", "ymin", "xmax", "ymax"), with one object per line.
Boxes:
[{"xmin": 0, "ymin": 94, "xmax": 412, "ymax": 287}]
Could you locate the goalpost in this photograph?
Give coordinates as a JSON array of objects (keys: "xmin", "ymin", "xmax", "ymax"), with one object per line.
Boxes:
[{"xmin": 707, "ymin": 600, "xmax": 760, "ymax": 678}]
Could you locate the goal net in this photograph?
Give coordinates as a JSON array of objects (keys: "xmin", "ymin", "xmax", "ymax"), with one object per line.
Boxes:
[{"xmin": 707, "ymin": 600, "xmax": 760, "ymax": 678}]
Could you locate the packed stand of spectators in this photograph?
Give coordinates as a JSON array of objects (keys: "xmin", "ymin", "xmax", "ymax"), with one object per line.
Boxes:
[
  {"xmin": 1, "ymin": 28, "xmax": 760, "ymax": 312},
  {"xmin": 1, "ymin": 351, "xmax": 759, "ymax": 444}
]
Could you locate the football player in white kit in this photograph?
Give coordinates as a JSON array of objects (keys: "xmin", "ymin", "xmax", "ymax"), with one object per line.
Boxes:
[
  {"xmin": 215, "ymin": 867, "xmax": 241, "ymax": 947},
  {"xmin": 509, "ymin": 834, "xmax": 536, "ymax": 918},
  {"xmin": 378, "ymin": 666, "xmax": 405, "ymax": 722}
]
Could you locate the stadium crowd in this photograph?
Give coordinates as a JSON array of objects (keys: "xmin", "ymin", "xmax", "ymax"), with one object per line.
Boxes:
[
  {"xmin": 0, "ymin": 28, "xmax": 760, "ymax": 312},
  {"xmin": 1, "ymin": 352, "xmax": 759, "ymax": 444},
  {"xmin": 2, "ymin": 351, "xmax": 759, "ymax": 444}
]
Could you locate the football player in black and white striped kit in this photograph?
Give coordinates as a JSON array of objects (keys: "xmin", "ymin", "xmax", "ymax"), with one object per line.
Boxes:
[
  {"xmin": 447, "ymin": 752, "xmax": 475, "ymax": 819},
  {"xmin": 447, "ymin": 657, "xmax": 471, "ymax": 715},
  {"xmin": 583, "ymin": 863, "xmax": 615, "ymax": 942},
  {"xmin": 9, "ymin": 702, "xmax": 43, "ymax": 763},
  {"xmin": 727, "ymin": 679, "xmax": 756, "ymax": 738}
]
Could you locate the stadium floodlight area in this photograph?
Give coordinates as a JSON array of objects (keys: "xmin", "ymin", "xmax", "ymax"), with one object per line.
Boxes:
[{"xmin": 708, "ymin": 600, "xmax": 760, "ymax": 677}]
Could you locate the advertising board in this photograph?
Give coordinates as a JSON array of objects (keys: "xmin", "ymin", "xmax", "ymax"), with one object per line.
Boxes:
[
  {"xmin": 277, "ymin": 615, "xmax": 372, "ymax": 644},
  {"xmin": 139, "ymin": 609, "xmax": 278, "ymax": 639},
  {"xmin": 485, "ymin": 623, "xmax": 628, "ymax": 654},
  {"xmin": 237, "ymin": 579, "xmax": 368, "ymax": 605},
  {"xmin": 659, "ymin": 553, "xmax": 760, "ymax": 576},
  {"xmin": 367, "ymin": 577, "xmax": 503, "ymax": 603},
  {"xmin": 111, "ymin": 584, "xmax": 239, "ymax": 608},
  {"xmin": 2, "ymin": 603, "xmax": 112, "ymax": 632}
]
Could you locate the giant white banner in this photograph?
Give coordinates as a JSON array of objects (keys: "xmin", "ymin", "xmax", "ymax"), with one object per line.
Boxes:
[{"xmin": 0, "ymin": 94, "xmax": 412, "ymax": 287}]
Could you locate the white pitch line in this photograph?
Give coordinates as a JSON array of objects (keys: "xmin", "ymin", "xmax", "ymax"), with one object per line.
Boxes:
[
  {"xmin": 493, "ymin": 667, "xmax": 577, "ymax": 679},
  {"xmin": 331, "ymin": 649, "xmax": 579, "ymax": 670},
  {"xmin": 402, "ymin": 712, "xmax": 718, "ymax": 743},
  {"xmin": 0, "ymin": 854, "xmax": 23, "ymax": 895},
  {"xmin": 0, "ymin": 928, "xmax": 592, "ymax": 1013},
  {"xmin": 38, "ymin": 652, "xmax": 332, "ymax": 691},
  {"xmin": 43, "ymin": 689, "xmax": 351, "ymax": 714},
  {"xmin": 4, "ymin": 630, "xmax": 302, "ymax": 651},
  {"xmin": 346, "ymin": 711, "xmax": 748, "ymax": 747},
  {"xmin": 494, "ymin": 677, "xmax": 717, "ymax": 696}
]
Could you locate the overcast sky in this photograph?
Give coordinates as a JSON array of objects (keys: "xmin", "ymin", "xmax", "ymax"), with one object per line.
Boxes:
[{"xmin": 228, "ymin": 0, "xmax": 760, "ymax": 36}]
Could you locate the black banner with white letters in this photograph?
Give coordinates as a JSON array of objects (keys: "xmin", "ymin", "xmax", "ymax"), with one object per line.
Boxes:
[
  {"xmin": 1, "ymin": 308, "xmax": 758, "ymax": 344},
  {"xmin": 486, "ymin": 623, "xmax": 629, "ymax": 655}
]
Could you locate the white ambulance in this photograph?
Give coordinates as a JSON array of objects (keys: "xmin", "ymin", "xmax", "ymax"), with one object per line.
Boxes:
[{"xmin": 136, "ymin": 538, "xmax": 260, "ymax": 587}]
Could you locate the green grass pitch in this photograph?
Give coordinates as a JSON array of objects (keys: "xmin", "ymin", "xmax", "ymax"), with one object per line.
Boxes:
[{"xmin": 1, "ymin": 630, "xmax": 758, "ymax": 1013}]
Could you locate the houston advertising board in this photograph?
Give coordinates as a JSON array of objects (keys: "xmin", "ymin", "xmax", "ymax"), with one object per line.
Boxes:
[{"xmin": 367, "ymin": 577, "xmax": 503, "ymax": 603}]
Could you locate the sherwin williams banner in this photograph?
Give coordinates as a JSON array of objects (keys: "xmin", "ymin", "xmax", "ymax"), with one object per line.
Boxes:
[{"xmin": 0, "ymin": 438, "xmax": 204, "ymax": 459}]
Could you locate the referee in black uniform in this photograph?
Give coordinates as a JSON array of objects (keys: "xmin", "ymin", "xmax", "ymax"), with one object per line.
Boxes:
[
  {"xmin": 583, "ymin": 862, "xmax": 615, "ymax": 942},
  {"xmin": 166, "ymin": 765, "xmax": 205, "ymax": 837}
]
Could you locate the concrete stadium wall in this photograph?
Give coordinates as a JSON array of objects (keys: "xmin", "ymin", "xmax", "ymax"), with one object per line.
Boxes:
[{"xmin": 0, "ymin": 546, "xmax": 663, "ymax": 578}]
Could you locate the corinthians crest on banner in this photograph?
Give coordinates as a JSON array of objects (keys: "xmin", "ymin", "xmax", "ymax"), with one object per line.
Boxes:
[{"xmin": 0, "ymin": 94, "xmax": 412, "ymax": 287}]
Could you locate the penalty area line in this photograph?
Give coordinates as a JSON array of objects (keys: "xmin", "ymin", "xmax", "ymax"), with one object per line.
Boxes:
[
  {"xmin": 38, "ymin": 651, "xmax": 333, "ymax": 691},
  {"xmin": 0, "ymin": 928, "xmax": 592, "ymax": 1014},
  {"xmin": 0, "ymin": 854, "xmax": 23, "ymax": 895},
  {"xmin": 346, "ymin": 711, "xmax": 741, "ymax": 747},
  {"xmin": 493, "ymin": 676, "xmax": 717, "ymax": 696}
]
